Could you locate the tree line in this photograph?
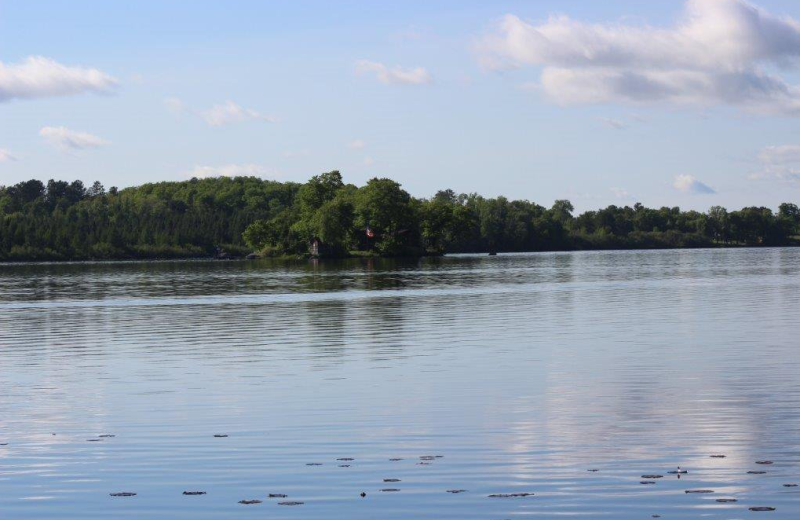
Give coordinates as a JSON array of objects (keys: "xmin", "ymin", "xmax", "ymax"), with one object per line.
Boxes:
[{"xmin": 1, "ymin": 171, "xmax": 798, "ymax": 261}]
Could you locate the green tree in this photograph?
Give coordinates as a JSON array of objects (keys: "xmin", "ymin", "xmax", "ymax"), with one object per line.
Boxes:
[
  {"xmin": 354, "ymin": 178, "xmax": 417, "ymax": 255},
  {"xmin": 707, "ymin": 206, "xmax": 730, "ymax": 243},
  {"xmin": 778, "ymin": 203, "xmax": 800, "ymax": 237},
  {"xmin": 419, "ymin": 197, "xmax": 454, "ymax": 253},
  {"xmin": 296, "ymin": 170, "xmax": 344, "ymax": 218},
  {"xmin": 308, "ymin": 195, "xmax": 354, "ymax": 255}
]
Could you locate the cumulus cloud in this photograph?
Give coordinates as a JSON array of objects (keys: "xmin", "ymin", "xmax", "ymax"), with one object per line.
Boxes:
[
  {"xmin": 673, "ymin": 174, "xmax": 716, "ymax": 194},
  {"xmin": 348, "ymin": 139, "xmax": 366, "ymax": 149},
  {"xmin": 166, "ymin": 98, "xmax": 277, "ymax": 126},
  {"xmin": 476, "ymin": 0, "xmax": 800, "ymax": 114},
  {"xmin": 758, "ymin": 144, "xmax": 800, "ymax": 164},
  {"xmin": 40, "ymin": 126, "xmax": 109, "ymax": 152},
  {"xmin": 610, "ymin": 187, "xmax": 632, "ymax": 199},
  {"xmin": 0, "ymin": 56, "xmax": 117, "ymax": 103},
  {"xmin": 187, "ymin": 164, "xmax": 278, "ymax": 179},
  {"xmin": 0, "ymin": 149, "xmax": 17, "ymax": 162},
  {"xmin": 600, "ymin": 117, "xmax": 628, "ymax": 130},
  {"xmin": 393, "ymin": 27, "xmax": 425, "ymax": 42},
  {"xmin": 355, "ymin": 60, "xmax": 432, "ymax": 85},
  {"xmin": 200, "ymin": 100, "xmax": 278, "ymax": 127},
  {"xmin": 751, "ymin": 144, "xmax": 800, "ymax": 181},
  {"xmin": 283, "ymin": 149, "xmax": 310, "ymax": 158},
  {"xmin": 164, "ymin": 97, "xmax": 186, "ymax": 114}
]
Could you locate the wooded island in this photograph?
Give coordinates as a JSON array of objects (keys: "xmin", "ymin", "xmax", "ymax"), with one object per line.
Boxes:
[{"xmin": 1, "ymin": 171, "xmax": 798, "ymax": 261}]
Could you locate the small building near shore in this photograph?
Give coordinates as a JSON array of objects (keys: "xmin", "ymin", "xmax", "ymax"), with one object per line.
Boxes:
[{"xmin": 309, "ymin": 237, "xmax": 326, "ymax": 257}]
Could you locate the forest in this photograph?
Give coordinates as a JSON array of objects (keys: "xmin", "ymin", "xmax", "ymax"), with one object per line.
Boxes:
[{"xmin": 1, "ymin": 171, "xmax": 798, "ymax": 261}]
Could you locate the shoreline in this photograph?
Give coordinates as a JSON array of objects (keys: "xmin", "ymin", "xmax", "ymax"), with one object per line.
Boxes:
[{"xmin": 1, "ymin": 242, "xmax": 797, "ymax": 264}]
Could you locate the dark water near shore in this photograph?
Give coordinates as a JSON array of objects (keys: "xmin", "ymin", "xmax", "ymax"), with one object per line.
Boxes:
[{"xmin": 1, "ymin": 249, "xmax": 799, "ymax": 519}]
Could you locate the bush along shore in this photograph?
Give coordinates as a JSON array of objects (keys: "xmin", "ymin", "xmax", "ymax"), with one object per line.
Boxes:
[{"xmin": 1, "ymin": 171, "xmax": 799, "ymax": 261}]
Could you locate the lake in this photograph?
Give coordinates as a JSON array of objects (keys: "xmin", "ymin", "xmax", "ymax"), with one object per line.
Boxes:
[{"xmin": 1, "ymin": 248, "xmax": 798, "ymax": 519}]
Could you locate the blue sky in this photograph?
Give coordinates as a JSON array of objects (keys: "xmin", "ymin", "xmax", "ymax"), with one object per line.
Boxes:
[{"xmin": 2, "ymin": 0, "xmax": 800, "ymax": 211}]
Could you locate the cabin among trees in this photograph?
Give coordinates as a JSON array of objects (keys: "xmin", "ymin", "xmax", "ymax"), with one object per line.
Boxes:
[
  {"xmin": 309, "ymin": 237, "xmax": 321, "ymax": 257},
  {"xmin": 309, "ymin": 237, "xmax": 334, "ymax": 257}
]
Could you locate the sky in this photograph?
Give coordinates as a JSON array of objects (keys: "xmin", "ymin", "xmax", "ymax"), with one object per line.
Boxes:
[{"xmin": 2, "ymin": 0, "xmax": 800, "ymax": 212}]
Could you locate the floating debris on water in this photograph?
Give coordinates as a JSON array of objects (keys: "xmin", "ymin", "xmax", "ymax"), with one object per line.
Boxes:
[
  {"xmin": 213, "ymin": 434, "xmax": 228, "ymax": 438},
  {"xmin": 99, "ymin": 434, "xmax": 115, "ymax": 438},
  {"xmin": 710, "ymin": 455, "xmax": 726, "ymax": 458},
  {"xmin": 488, "ymin": 492, "xmax": 534, "ymax": 498},
  {"xmin": 21, "ymin": 446, "xmax": 795, "ymax": 514},
  {"xmin": 417, "ymin": 462, "xmax": 431, "ymax": 465},
  {"xmin": 87, "ymin": 439, "xmax": 102, "ymax": 442}
]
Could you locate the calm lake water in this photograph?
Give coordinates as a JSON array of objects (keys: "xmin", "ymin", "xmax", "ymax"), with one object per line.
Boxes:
[{"xmin": 1, "ymin": 249, "xmax": 799, "ymax": 519}]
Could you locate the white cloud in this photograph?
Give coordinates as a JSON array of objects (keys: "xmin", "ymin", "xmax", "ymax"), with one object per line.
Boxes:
[
  {"xmin": 0, "ymin": 149, "xmax": 17, "ymax": 162},
  {"xmin": 393, "ymin": 27, "xmax": 425, "ymax": 42},
  {"xmin": 355, "ymin": 60, "xmax": 432, "ymax": 85},
  {"xmin": 283, "ymin": 149, "xmax": 311, "ymax": 158},
  {"xmin": 39, "ymin": 126, "xmax": 109, "ymax": 152},
  {"xmin": 187, "ymin": 164, "xmax": 278, "ymax": 179},
  {"xmin": 200, "ymin": 100, "xmax": 278, "ymax": 127},
  {"xmin": 600, "ymin": 117, "xmax": 628, "ymax": 130},
  {"xmin": 164, "ymin": 97, "xmax": 187, "ymax": 114},
  {"xmin": 476, "ymin": 0, "xmax": 800, "ymax": 114},
  {"xmin": 751, "ymin": 167, "xmax": 800, "ymax": 182},
  {"xmin": 751, "ymin": 144, "xmax": 800, "ymax": 182},
  {"xmin": 610, "ymin": 187, "xmax": 632, "ymax": 199},
  {"xmin": 348, "ymin": 139, "xmax": 366, "ymax": 149},
  {"xmin": 758, "ymin": 144, "xmax": 800, "ymax": 164},
  {"xmin": 673, "ymin": 174, "xmax": 716, "ymax": 194},
  {"xmin": 167, "ymin": 98, "xmax": 277, "ymax": 126},
  {"xmin": 0, "ymin": 56, "xmax": 117, "ymax": 103}
]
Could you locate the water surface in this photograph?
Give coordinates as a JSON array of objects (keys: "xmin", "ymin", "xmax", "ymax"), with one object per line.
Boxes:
[{"xmin": 1, "ymin": 249, "xmax": 799, "ymax": 518}]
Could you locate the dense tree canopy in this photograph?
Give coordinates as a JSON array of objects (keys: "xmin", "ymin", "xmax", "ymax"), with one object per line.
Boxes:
[
  {"xmin": 1, "ymin": 173, "xmax": 798, "ymax": 261},
  {"xmin": 0, "ymin": 176, "xmax": 298, "ymax": 260}
]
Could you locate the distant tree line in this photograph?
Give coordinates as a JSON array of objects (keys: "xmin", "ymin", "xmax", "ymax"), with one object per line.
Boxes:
[
  {"xmin": 0, "ymin": 177, "xmax": 297, "ymax": 260},
  {"xmin": 1, "ymin": 172, "xmax": 798, "ymax": 261}
]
